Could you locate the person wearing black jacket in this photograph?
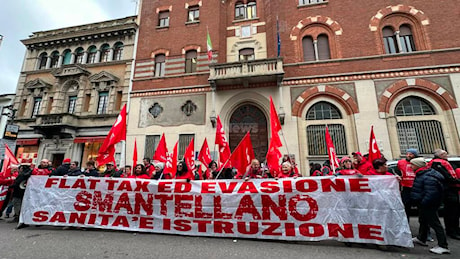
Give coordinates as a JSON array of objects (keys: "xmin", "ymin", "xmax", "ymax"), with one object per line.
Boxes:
[
  {"xmin": 7, "ymin": 164, "xmax": 32, "ymax": 227},
  {"xmin": 84, "ymin": 160, "xmax": 99, "ymax": 177},
  {"xmin": 49, "ymin": 158, "xmax": 71, "ymax": 176},
  {"xmin": 67, "ymin": 161, "xmax": 83, "ymax": 176},
  {"xmin": 410, "ymin": 158, "xmax": 450, "ymax": 255}
]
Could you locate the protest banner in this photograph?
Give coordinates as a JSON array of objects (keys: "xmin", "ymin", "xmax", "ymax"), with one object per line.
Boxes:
[{"xmin": 20, "ymin": 175, "xmax": 413, "ymax": 247}]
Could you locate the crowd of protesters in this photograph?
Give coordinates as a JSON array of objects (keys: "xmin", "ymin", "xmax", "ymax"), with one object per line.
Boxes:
[{"xmin": 0, "ymin": 148, "xmax": 459, "ymax": 255}]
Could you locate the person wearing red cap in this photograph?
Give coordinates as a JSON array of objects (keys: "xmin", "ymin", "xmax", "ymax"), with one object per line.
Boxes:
[
  {"xmin": 352, "ymin": 152, "xmax": 376, "ymax": 175},
  {"xmin": 336, "ymin": 156, "xmax": 360, "ymax": 176},
  {"xmin": 50, "ymin": 158, "xmax": 71, "ymax": 176}
]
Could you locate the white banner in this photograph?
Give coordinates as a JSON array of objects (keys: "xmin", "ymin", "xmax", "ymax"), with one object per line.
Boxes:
[{"xmin": 21, "ymin": 175, "xmax": 413, "ymax": 247}]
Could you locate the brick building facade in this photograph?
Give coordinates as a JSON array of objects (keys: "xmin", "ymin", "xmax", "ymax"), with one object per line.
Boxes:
[{"xmin": 128, "ymin": 0, "xmax": 460, "ymax": 174}]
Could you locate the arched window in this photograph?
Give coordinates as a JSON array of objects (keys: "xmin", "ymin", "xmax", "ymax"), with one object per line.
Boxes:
[
  {"xmin": 113, "ymin": 42, "xmax": 124, "ymax": 61},
  {"xmin": 155, "ymin": 54, "xmax": 166, "ymax": 77},
  {"xmin": 62, "ymin": 49, "xmax": 72, "ymax": 65},
  {"xmin": 38, "ymin": 52, "xmax": 48, "ymax": 70},
  {"xmin": 100, "ymin": 44, "xmax": 110, "ymax": 62},
  {"xmin": 87, "ymin": 46, "xmax": 97, "ymax": 64},
  {"xmin": 185, "ymin": 50, "xmax": 197, "ymax": 73},
  {"xmin": 395, "ymin": 96, "xmax": 446, "ymax": 154},
  {"xmin": 399, "ymin": 24, "xmax": 416, "ymax": 53},
  {"xmin": 383, "ymin": 26, "xmax": 398, "ymax": 54},
  {"xmin": 75, "ymin": 47, "xmax": 84, "ymax": 64},
  {"xmin": 239, "ymin": 48, "xmax": 255, "ymax": 61},
  {"xmin": 317, "ymin": 34, "xmax": 330, "ymax": 60},
  {"xmin": 302, "ymin": 35, "xmax": 331, "ymax": 61},
  {"xmin": 50, "ymin": 51, "xmax": 60, "ymax": 68},
  {"xmin": 306, "ymin": 102, "xmax": 347, "ymax": 155},
  {"xmin": 302, "ymin": 36, "xmax": 315, "ymax": 61}
]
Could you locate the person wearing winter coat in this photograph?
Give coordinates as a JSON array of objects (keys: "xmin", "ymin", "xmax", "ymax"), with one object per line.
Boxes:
[
  {"xmin": 352, "ymin": 152, "xmax": 376, "ymax": 175},
  {"xmin": 84, "ymin": 160, "xmax": 99, "ymax": 177},
  {"xmin": 336, "ymin": 156, "xmax": 361, "ymax": 176},
  {"xmin": 410, "ymin": 157, "xmax": 450, "ymax": 255},
  {"xmin": 276, "ymin": 162, "xmax": 299, "ymax": 179},
  {"xmin": 7, "ymin": 164, "xmax": 32, "ymax": 226},
  {"xmin": 50, "ymin": 158, "xmax": 71, "ymax": 176}
]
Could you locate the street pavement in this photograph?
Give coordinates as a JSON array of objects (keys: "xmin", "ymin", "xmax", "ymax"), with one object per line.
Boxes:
[{"xmin": 0, "ymin": 216, "xmax": 458, "ymax": 259}]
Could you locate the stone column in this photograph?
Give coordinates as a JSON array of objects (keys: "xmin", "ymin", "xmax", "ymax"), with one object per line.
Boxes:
[
  {"xmin": 45, "ymin": 56, "xmax": 51, "ymax": 69},
  {"xmin": 58, "ymin": 55, "xmax": 63, "ymax": 67},
  {"xmin": 70, "ymin": 53, "xmax": 76, "ymax": 64},
  {"xmin": 95, "ymin": 50, "xmax": 101, "ymax": 63},
  {"xmin": 82, "ymin": 51, "xmax": 88, "ymax": 64},
  {"xmin": 108, "ymin": 48, "xmax": 114, "ymax": 62}
]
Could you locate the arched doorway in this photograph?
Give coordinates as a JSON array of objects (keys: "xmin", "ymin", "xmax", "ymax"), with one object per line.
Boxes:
[{"xmin": 229, "ymin": 104, "xmax": 268, "ymax": 162}]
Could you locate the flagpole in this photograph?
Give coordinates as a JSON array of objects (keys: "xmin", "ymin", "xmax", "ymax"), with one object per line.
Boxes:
[{"xmin": 214, "ymin": 155, "xmax": 232, "ymax": 180}]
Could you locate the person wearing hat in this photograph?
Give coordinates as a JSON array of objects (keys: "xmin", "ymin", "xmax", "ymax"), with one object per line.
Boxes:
[
  {"xmin": 336, "ymin": 156, "xmax": 360, "ymax": 176},
  {"xmin": 410, "ymin": 157, "xmax": 450, "ymax": 254},
  {"xmin": 395, "ymin": 148, "xmax": 419, "ymax": 222},
  {"xmin": 352, "ymin": 152, "xmax": 376, "ymax": 175},
  {"xmin": 100, "ymin": 162, "xmax": 121, "ymax": 178},
  {"xmin": 50, "ymin": 158, "xmax": 71, "ymax": 176}
]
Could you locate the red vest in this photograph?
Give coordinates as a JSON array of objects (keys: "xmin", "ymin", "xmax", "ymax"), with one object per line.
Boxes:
[{"xmin": 397, "ymin": 159, "xmax": 415, "ymax": 187}]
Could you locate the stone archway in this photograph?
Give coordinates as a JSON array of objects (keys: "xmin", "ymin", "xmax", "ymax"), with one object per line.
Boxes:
[{"xmin": 229, "ymin": 103, "xmax": 268, "ymax": 162}]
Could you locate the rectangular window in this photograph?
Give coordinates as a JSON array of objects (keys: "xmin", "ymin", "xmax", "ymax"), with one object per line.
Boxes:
[
  {"xmin": 68, "ymin": 96, "xmax": 77, "ymax": 114},
  {"xmin": 397, "ymin": 121, "xmax": 446, "ymax": 155},
  {"xmin": 32, "ymin": 97, "xmax": 42, "ymax": 118},
  {"xmin": 185, "ymin": 51, "xmax": 197, "ymax": 73},
  {"xmin": 159, "ymin": 11, "xmax": 170, "ymax": 27},
  {"xmin": 155, "ymin": 55, "xmax": 166, "ymax": 77},
  {"xmin": 97, "ymin": 92, "xmax": 109, "ymax": 115},
  {"xmin": 179, "ymin": 134, "xmax": 194, "ymax": 160},
  {"xmin": 306, "ymin": 124, "xmax": 347, "ymax": 155},
  {"xmin": 299, "ymin": 0, "xmax": 325, "ymax": 5},
  {"xmin": 84, "ymin": 94, "xmax": 91, "ymax": 112},
  {"xmin": 46, "ymin": 97, "xmax": 53, "ymax": 113},
  {"xmin": 188, "ymin": 6, "xmax": 200, "ymax": 22},
  {"xmin": 115, "ymin": 91, "xmax": 123, "ymax": 110},
  {"xmin": 145, "ymin": 135, "xmax": 161, "ymax": 160}
]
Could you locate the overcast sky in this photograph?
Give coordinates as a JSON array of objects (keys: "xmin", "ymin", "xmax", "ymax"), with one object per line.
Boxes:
[{"xmin": 0, "ymin": 0, "xmax": 138, "ymax": 95}]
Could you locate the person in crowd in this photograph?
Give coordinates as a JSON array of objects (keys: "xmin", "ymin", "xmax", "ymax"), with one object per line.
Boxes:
[
  {"xmin": 100, "ymin": 162, "xmax": 121, "ymax": 177},
  {"xmin": 143, "ymin": 157, "xmax": 155, "ymax": 178},
  {"xmin": 152, "ymin": 162, "xmax": 167, "ymax": 180},
  {"xmin": 234, "ymin": 159, "xmax": 264, "ymax": 180},
  {"xmin": 321, "ymin": 160, "xmax": 332, "ymax": 175},
  {"xmin": 427, "ymin": 149, "xmax": 460, "ymax": 240},
  {"xmin": 129, "ymin": 164, "xmax": 150, "ymax": 179},
  {"xmin": 310, "ymin": 163, "xmax": 323, "ymax": 176},
  {"xmin": 276, "ymin": 161, "xmax": 299, "ymax": 179},
  {"xmin": 67, "ymin": 161, "xmax": 83, "ymax": 176},
  {"xmin": 336, "ymin": 157, "xmax": 361, "ymax": 176},
  {"xmin": 32, "ymin": 159, "xmax": 52, "ymax": 176},
  {"xmin": 123, "ymin": 165, "xmax": 132, "ymax": 177},
  {"xmin": 372, "ymin": 158, "xmax": 393, "ymax": 175},
  {"xmin": 352, "ymin": 152, "xmax": 376, "ymax": 175},
  {"xmin": 395, "ymin": 148, "xmax": 418, "ymax": 222},
  {"xmin": 207, "ymin": 161, "xmax": 219, "ymax": 179},
  {"xmin": 50, "ymin": 158, "xmax": 71, "ymax": 176},
  {"xmin": 410, "ymin": 158, "xmax": 450, "ymax": 255},
  {"xmin": 7, "ymin": 164, "xmax": 32, "ymax": 228},
  {"xmin": 84, "ymin": 160, "xmax": 99, "ymax": 177},
  {"xmin": 175, "ymin": 161, "xmax": 190, "ymax": 180},
  {"xmin": 282, "ymin": 155, "xmax": 300, "ymax": 175},
  {"xmin": 0, "ymin": 165, "xmax": 18, "ymax": 219}
]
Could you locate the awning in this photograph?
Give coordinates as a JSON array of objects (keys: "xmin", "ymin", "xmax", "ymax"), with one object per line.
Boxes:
[
  {"xmin": 73, "ymin": 136, "xmax": 106, "ymax": 143},
  {"xmin": 16, "ymin": 138, "xmax": 39, "ymax": 146}
]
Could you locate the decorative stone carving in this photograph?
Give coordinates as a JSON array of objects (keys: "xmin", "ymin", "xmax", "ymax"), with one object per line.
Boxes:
[
  {"xmin": 24, "ymin": 78, "xmax": 52, "ymax": 96},
  {"xmin": 148, "ymin": 103, "xmax": 163, "ymax": 118},
  {"xmin": 51, "ymin": 64, "xmax": 90, "ymax": 77},
  {"xmin": 181, "ymin": 100, "xmax": 197, "ymax": 116},
  {"xmin": 89, "ymin": 71, "xmax": 119, "ymax": 91}
]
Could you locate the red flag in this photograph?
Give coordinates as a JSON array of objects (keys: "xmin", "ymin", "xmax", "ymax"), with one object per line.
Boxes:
[
  {"xmin": 164, "ymin": 141, "xmax": 178, "ymax": 178},
  {"xmin": 132, "ymin": 138, "xmax": 138, "ymax": 175},
  {"xmin": 198, "ymin": 138, "xmax": 212, "ymax": 169},
  {"xmin": 97, "ymin": 104, "xmax": 127, "ymax": 166},
  {"xmin": 1, "ymin": 143, "xmax": 19, "ymax": 178},
  {"xmin": 368, "ymin": 125, "xmax": 382, "ymax": 163},
  {"xmin": 266, "ymin": 96, "xmax": 282, "ymax": 175},
  {"xmin": 325, "ymin": 126, "xmax": 340, "ymax": 173},
  {"xmin": 230, "ymin": 132, "xmax": 255, "ymax": 176},
  {"xmin": 215, "ymin": 115, "xmax": 231, "ymax": 168},
  {"xmin": 153, "ymin": 133, "xmax": 168, "ymax": 163},
  {"xmin": 0, "ymin": 185, "xmax": 9, "ymax": 212},
  {"xmin": 183, "ymin": 138, "xmax": 196, "ymax": 179}
]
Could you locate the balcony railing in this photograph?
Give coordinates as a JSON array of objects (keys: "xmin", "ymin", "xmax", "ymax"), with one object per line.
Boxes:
[{"xmin": 209, "ymin": 58, "xmax": 284, "ymax": 82}]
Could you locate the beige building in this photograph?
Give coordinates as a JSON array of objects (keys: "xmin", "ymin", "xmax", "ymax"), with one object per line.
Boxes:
[{"xmin": 12, "ymin": 16, "xmax": 137, "ymax": 168}]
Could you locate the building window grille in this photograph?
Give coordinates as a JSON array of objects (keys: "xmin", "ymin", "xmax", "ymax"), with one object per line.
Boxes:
[
  {"xmin": 179, "ymin": 134, "xmax": 194, "ymax": 160},
  {"xmin": 306, "ymin": 124, "xmax": 347, "ymax": 155},
  {"xmin": 97, "ymin": 92, "xmax": 109, "ymax": 114},
  {"xmin": 397, "ymin": 121, "xmax": 446, "ymax": 155},
  {"xmin": 145, "ymin": 135, "xmax": 161, "ymax": 159}
]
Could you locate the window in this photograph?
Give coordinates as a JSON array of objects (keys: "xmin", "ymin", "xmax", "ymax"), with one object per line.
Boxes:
[
  {"xmin": 158, "ymin": 11, "xmax": 170, "ymax": 27},
  {"xmin": 317, "ymin": 34, "xmax": 331, "ymax": 60},
  {"xmin": 50, "ymin": 51, "xmax": 60, "ymax": 68},
  {"xmin": 395, "ymin": 96, "xmax": 435, "ymax": 116},
  {"xmin": 87, "ymin": 46, "xmax": 97, "ymax": 64},
  {"xmin": 155, "ymin": 54, "xmax": 166, "ymax": 77},
  {"xmin": 179, "ymin": 134, "xmax": 194, "ymax": 160},
  {"xmin": 239, "ymin": 48, "xmax": 255, "ymax": 61},
  {"xmin": 399, "ymin": 25, "xmax": 416, "ymax": 53},
  {"xmin": 75, "ymin": 47, "xmax": 84, "ymax": 64},
  {"xmin": 185, "ymin": 50, "xmax": 197, "ymax": 73},
  {"xmin": 299, "ymin": 0, "xmax": 326, "ymax": 5},
  {"xmin": 302, "ymin": 35, "xmax": 330, "ymax": 61},
  {"xmin": 383, "ymin": 27, "xmax": 398, "ymax": 54},
  {"xmin": 68, "ymin": 96, "xmax": 77, "ymax": 114},
  {"xmin": 397, "ymin": 121, "xmax": 446, "ymax": 154},
  {"xmin": 187, "ymin": 6, "xmax": 199, "ymax": 22},
  {"xmin": 383, "ymin": 25, "xmax": 416, "ymax": 54},
  {"xmin": 32, "ymin": 97, "xmax": 42, "ymax": 118},
  {"xmin": 97, "ymin": 92, "xmax": 109, "ymax": 114},
  {"xmin": 306, "ymin": 124, "xmax": 347, "ymax": 155},
  {"xmin": 100, "ymin": 44, "xmax": 110, "ymax": 62},
  {"xmin": 113, "ymin": 42, "xmax": 124, "ymax": 61},
  {"xmin": 62, "ymin": 49, "xmax": 72, "ymax": 65},
  {"xmin": 306, "ymin": 102, "xmax": 342, "ymax": 120},
  {"xmin": 144, "ymin": 135, "xmax": 161, "ymax": 159},
  {"xmin": 235, "ymin": 1, "xmax": 257, "ymax": 20},
  {"xmin": 302, "ymin": 36, "xmax": 315, "ymax": 61},
  {"xmin": 38, "ymin": 52, "xmax": 47, "ymax": 70}
]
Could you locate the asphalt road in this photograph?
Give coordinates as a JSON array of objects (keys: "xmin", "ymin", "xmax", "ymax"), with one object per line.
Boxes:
[{"xmin": 0, "ymin": 217, "xmax": 458, "ymax": 259}]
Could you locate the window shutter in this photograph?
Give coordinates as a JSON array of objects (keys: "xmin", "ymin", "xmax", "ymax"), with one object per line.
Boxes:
[
  {"xmin": 302, "ymin": 36, "xmax": 315, "ymax": 61},
  {"xmin": 317, "ymin": 35, "xmax": 331, "ymax": 60}
]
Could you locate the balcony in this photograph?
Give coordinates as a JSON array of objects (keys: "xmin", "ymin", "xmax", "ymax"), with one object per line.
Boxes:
[
  {"xmin": 32, "ymin": 113, "xmax": 79, "ymax": 138},
  {"xmin": 208, "ymin": 58, "xmax": 284, "ymax": 89}
]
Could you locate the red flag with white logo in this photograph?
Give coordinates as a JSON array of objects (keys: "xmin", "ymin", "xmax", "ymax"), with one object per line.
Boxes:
[
  {"xmin": 183, "ymin": 138, "xmax": 196, "ymax": 179},
  {"xmin": 198, "ymin": 138, "xmax": 212, "ymax": 171},
  {"xmin": 215, "ymin": 115, "xmax": 231, "ymax": 168},
  {"xmin": 230, "ymin": 132, "xmax": 255, "ymax": 176},
  {"xmin": 266, "ymin": 96, "xmax": 282, "ymax": 175},
  {"xmin": 368, "ymin": 125, "xmax": 382, "ymax": 163},
  {"xmin": 1, "ymin": 143, "xmax": 19, "ymax": 178},
  {"xmin": 153, "ymin": 133, "xmax": 168, "ymax": 163},
  {"xmin": 96, "ymin": 104, "xmax": 127, "ymax": 166},
  {"xmin": 325, "ymin": 126, "xmax": 340, "ymax": 173},
  {"xmin": 164, "ymin": 141, "xmax": 178, "ymax": 178}
]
